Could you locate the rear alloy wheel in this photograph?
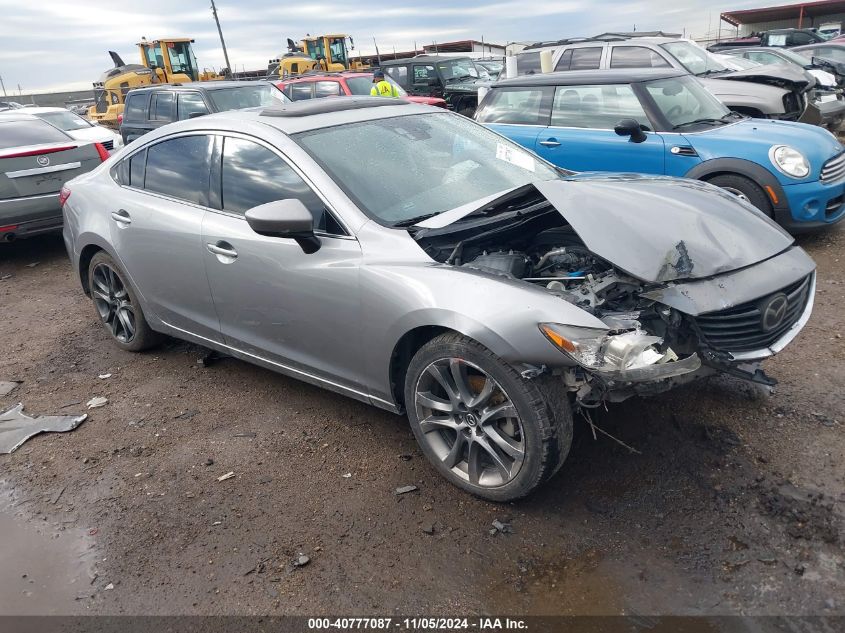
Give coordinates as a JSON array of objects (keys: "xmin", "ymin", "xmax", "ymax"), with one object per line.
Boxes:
[
  {"xmin": 706, "ymin": 174, "xmax": 773, "ymax": 217},
  {"xmin": 404, "ymin": 333, "xmax": 572, "ymax": 501},
  {"xmin": 88, "ymin": 252, "xmax": 159, "ymax": 352}
]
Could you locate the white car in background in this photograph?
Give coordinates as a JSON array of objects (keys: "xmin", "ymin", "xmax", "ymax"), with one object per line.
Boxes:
[{"xmin": 0, "ymin": 106, "xmax": 122, "ymax": 151}]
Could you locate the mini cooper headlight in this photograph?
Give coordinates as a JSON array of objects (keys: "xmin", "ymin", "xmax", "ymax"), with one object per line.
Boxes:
[
  {"xmin": 769, "ymin": 145, "xmax": 810, "ymax": 178},
  {"xmin": 539, "ymin": 323, "xmax": 663, "ymax": 373}
]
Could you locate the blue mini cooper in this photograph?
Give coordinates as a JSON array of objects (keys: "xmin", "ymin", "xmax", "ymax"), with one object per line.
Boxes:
[{"xmin": 476, "ymin": 68, "xmax": 845, "ymax": 231}]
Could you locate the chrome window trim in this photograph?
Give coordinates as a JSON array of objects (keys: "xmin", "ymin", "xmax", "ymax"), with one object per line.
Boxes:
[{"xmin": 113, "ymin": 129, "xmax": 354, "ymax": 239}]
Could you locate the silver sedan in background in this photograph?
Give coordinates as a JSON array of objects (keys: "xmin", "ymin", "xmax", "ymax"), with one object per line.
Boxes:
[{"xmin": 61, "ymin": 99, "xmax": 814, "ymax": 500}]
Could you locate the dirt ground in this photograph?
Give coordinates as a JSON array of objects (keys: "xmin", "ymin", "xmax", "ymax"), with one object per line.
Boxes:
[{"xmin": 0, "ymin": 228, "xmax": 843, "ymax": 617}]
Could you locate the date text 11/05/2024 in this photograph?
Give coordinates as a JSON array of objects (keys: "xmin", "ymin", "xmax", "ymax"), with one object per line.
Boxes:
[{"xmin": 307, "ymin": 618, "xmax": 528, "ymax": 630}]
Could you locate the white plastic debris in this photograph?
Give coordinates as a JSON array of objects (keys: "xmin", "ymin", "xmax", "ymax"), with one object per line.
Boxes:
[
  {"xmin": 86, "ymin": 397, "xmax": 108, "ymax": 409},
  {"xmin": 98, "ymin": 374, "xmax": 112, "ymax": 379},
  {"xmin": 217, "ymin": 472, "xmax": 235, "ymax": 482},
  {"xmin": 0, "ymin": 403, "xmax": 87, "ymax": 454}
]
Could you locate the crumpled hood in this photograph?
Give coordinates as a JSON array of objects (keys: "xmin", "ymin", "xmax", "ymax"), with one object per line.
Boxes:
[
  {"xmin": 718, "ymin": 63, "xmax": 815, "ymax": 93},
  {"xmin": 534, "ymin": 175, "xmax": 794, "ymax": 283}
]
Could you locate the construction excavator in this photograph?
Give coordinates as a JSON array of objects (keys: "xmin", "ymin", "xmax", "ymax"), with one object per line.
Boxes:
[
  {"xmin": 88, "ymin": 38, "xmax": 223, "ymax": 129},
  {"xmin": 267, "ymin": 34, "xmax": 368, "ymax": 78}
]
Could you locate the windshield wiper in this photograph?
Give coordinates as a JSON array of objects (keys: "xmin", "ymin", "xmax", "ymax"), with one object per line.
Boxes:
[
  {"xmin": 672, "ymin": 116, "xmax": 730, "ymax": 130},
  {"xmin": 392, "ymin": 212, "xmax": 441, "ymax": 227},
  {"xmin": 697, "ymin": 69, "xmax": 730, "ymax": 77}
]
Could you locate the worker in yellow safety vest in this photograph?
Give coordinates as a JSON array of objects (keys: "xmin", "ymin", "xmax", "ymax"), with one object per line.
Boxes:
[{"xmin": 370, "ymin": 69, "xmax": 400, "ymax": 97}]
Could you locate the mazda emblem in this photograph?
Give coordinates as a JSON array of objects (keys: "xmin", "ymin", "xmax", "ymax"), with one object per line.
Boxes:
[
  {"xmin": 36, "ymin": 155, "xmax": 50, "ymax": 167},
  {"xmin": 760, "ymin": 293, "xmax": 788, "ymax": 332}
]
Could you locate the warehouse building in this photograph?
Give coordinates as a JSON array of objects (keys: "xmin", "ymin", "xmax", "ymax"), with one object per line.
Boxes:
[{"xmin": 720, "ymin": 0, "xmax": 845, "ymax": 37}]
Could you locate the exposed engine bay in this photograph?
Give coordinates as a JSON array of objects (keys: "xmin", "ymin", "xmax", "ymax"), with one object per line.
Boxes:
[{"xmin": 411, "ymin": 186, "xmax": 782, "ymax": 404}]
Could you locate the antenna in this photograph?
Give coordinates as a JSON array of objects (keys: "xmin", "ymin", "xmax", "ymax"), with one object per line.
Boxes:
[{"xmin": 210, "ymin": 0, "xmax": 233, "ymax": 76}]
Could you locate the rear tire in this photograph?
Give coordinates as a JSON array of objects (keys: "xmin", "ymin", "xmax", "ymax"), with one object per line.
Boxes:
[
  {"xmin": 706, "ymin": 173, "xmax": 773, "ymax": 217},
  {"xmin": 404, "ymin": 332, "xmax": 573, "ymax": 501},
  {"xmin": 88, "ymin": 252, "xmax": 160, "ymax": 352}
]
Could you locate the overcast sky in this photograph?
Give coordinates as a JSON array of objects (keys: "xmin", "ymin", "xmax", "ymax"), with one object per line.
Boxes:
[{"xmin": 0, "ymin": 0, "xmax": 802, "ymax": 93}]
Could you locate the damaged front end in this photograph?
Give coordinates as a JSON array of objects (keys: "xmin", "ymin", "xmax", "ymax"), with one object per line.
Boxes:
[{"xmin": 411, "ymin": 177, "xmax": 815, "ymax": 405}]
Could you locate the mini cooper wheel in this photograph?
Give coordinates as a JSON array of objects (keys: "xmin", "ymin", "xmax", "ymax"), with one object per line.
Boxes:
[
  {"xmin": 707, "ymin": 174, "xmax": 773, "ymax": 217},
  {"xmin": 404, "ymin": 332, "xmax": 573, "ymax": 501},
  {"xmin": 88, "ymin": 252, "xmax": 159, "ymax": 352}
]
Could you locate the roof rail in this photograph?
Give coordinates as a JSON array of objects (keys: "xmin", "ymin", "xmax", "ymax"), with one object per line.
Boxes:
[
  {"xmin": 261, "ymin": 96, "xmax": 408, "ymax": 117},
  {"xmin": 524, "ymin": 31, "xmax": 682, "ymax": 50}
]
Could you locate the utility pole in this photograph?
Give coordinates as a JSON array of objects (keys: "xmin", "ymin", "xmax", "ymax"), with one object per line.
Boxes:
[
  {"xmin": 0, "ymin": 74, "xmax": 6, "ymax": 97},
  {"xmin": 210, "ymin": 0, "xmax": 233, "ymax": 76},
  {"xmin": 372, "ymin": 37, "xmax": 381, "ymax": 64}
]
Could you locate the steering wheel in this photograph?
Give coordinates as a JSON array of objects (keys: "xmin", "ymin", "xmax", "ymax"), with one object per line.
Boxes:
[{"xmin": 666, "ymin": 105, "xmax": 683, "ymax": 120}]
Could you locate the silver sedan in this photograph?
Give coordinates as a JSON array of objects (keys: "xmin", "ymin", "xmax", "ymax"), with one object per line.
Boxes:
[{"xmin": 62, "ymin": 99, "xmax": 815, "ymax": 500}]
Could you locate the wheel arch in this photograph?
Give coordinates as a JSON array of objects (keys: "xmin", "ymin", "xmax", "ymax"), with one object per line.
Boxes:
[
  {"xmin": 684, "ymin": 157, "xmax": 788, "ymax": 216},
  {"xmin": 388, "ymin": 325, "xmax": 456, "ymax": 412}
]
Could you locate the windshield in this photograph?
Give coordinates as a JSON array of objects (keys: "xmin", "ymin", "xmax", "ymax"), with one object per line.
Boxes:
[
  {"xmin": 208, "ymin": 84, "xmax": 288, "ymax": 110},
  {"xmin": 294, "ymin": 112, "xmax": 559, "ymax": 225},
  {"xmin": 776, "ymin": 49, "xmax": 816, "ymax": 65},
  {"xmin": 644, "ymin": 75, "xmax": 731, "ymax": 129},
  {"xmin": 661, "ymin": 41, "xmax": 728, "ymax": 75},
  {"xmin": 36, "ymin": 111, "xmax": 92, "ymax": 131},
  {"xmin": 436, "ymin": 59, "xmax": 478, "ymax": 81},
  {"xmin": 346, "ymin": 75, "xmax": 408, "ymax": 96}
]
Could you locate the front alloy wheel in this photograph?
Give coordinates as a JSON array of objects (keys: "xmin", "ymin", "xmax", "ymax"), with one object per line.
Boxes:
[
  {"xmin": 415, "ymin": 358, "xmax": 525, "ymax": 487},
  {"xmin": 405, "ymin": 333, "xmax": 573, "ymax": 501}
]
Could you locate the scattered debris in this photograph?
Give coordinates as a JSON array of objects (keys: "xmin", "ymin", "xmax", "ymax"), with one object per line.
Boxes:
[
  {"xmin": 490, "ymin": 519, "xmax": 513, "ymax": 535},
  {"xmin": 98, "ymin": 373, "xmax": 112, "ymax": 379},
  {"xmin": 233, "ymin": 432, "xmax": 256, "ymax": 438},
  {"xmin": 204, "ymin": 458, "xmax": 214, "ymax": 466},
  {"xmin": 88, "ymin": 528, "xmax": 98, "ymax": 536},
  {"xmin": 217, "ymin": 472, "xmax": 235, "ymax": 482},
  {"xmin": 398, "ymin": 454, "xmax": 413, "ymax": 461},
  {"xmin": 174, "ymin": 410, "xmax": 199, "ymax": 420},
  {"xmin": 0, "ymin": 273, "xmax": 12, "ymax": 281},
  {"xmin": 51, "ymin": 486, "xmax": 67, "ymax": 505},
  {"xmin": 0, "ymin": 381, "xmax": 21, "ymax": 397},
  {"xmin": 0, "ymin": 403, "xmax": 88, "ymax": 454},
  {"xmin": 198, "ymin": 350, "xmax": 230, "ymax": 368},
  {"xmin": 292, "ymin": 554, "xmax": 310, "ymax": 568},
  {"xmin": 342, "ymin": 472, "xmax": 352, "ymax": 478},
  {"xmin": 60, "ymin": 400, "xmax": 83, "ymax": 409},
  {"xmin": 395, "ymin": 485, "xmax": 418, "ymax": 495},
  {"xmin": 421, "ymin": 524, "xmax": 435, "ymax": 535},
  {"xmin": 582, "ymin": 410, "xmax": 642, "ymax": 454},
  {"xmin": 104, "ymin": 583, "xmax": 114, "ymax": 591},
  {"xmin": 86, "ymin": 397, "xmax": 108, "ymax": 409},
  {"xmin": 25, "ymin": 262, "xmax": 40, "ymax": 268}
]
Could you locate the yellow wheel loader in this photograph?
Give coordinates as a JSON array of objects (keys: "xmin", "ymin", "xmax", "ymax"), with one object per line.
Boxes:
[
  {"xmin": 88, "ymin": 38, "xmax": 223, "ymax": 129},
  {"xmin": 267, "ymin": 34, "xmax": 368, "ymax": 78}
]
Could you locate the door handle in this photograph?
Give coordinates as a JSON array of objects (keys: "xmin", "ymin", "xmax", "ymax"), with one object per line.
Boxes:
[
  {"xmin": 539, "ymin": 139, "xmax": 561, "ymax": 147},
  {"xmin": 206, "ymin": 242, "xmax": 238, "ymax": 260},
  {"xmin": 110, "ymin": 209, "xmax": 131, "ymax": 225}
]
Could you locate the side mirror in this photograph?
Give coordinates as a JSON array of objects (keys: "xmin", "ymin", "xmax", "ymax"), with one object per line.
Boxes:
[
  {"xmin": 245, "ymin": 199, "xmax": 321, "ymax": 254},
  {"xmin": 614, "ymin": 118, "xmax": 647, "ymax": 143}
]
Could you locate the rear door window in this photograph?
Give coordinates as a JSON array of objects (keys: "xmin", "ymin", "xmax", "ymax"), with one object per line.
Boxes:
[
  {"xmin": 610, "ymin": 46, "xmax": 671, "ymax": 68},
  {"xmin": 123, "ymin": 94, "xmax": 148, "ymax": 122},
  {"xmin": 129, "ymin": 149, "xmax": 146, "ymax": 187},
  {"xmin": 177, "ymin": 92, "xmax": 209, "ymax": 120},
  {"xmin": 151, "ymin": 92, "xmax": 175, "ymax": 121},
  {"xmin": 220, "ymin": 136, "xmax": 343, "ymax": 234},
  {"xmin": 516, "ymin": 52, "xmax": 542, "ymax": 75},
  {"xmin": 412, "ymin": 65, "xmax": 438, "ymax": 88},
  {"xmin": 475, "ymin": 88, "xmax": 551, "ymax": 125},
  {"xmin": 554, "ymin": 49, "xmax": 573, "ymax": 71},
  {"xmin": 314, "ymin": 81, "xmax": 342, "ymax": 98},
  {"xmin": 0, "ymin": 119, "xmax": 70, "ymax": 149},
  {"xmin": 384, "ymin": 66, "xmax": 408, "ymax": 87},
  {"xmin": 569, "ymin": 47, "xmax": 602, "ymax": 70},
  {"xmin": 551, "ymin": 84, "xmax": 649, "ymax": 129},
  {"xmin": 143, "ymin": 135, "xmax": 212, "ymax": 205},
  {"xmin": 289, "ymin": 83, "xmax": 314, "ymax": 101}
]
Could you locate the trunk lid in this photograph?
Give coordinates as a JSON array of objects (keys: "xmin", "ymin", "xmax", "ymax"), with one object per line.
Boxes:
[{"xmin": 0, "ymin": 143, "xmax": 101, "ymax": 200}]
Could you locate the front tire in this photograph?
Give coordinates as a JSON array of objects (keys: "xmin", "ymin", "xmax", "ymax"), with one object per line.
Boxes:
[
  {"xmin": 88, "ymin": 251, "xmax": 159, "ymax": 352},
  {"xmin": 404, "ymin": 333, "xmax": 573, "ymax": 501},
  {"xmin": 706, "ymin": 173, "xmax": 773, "ymax": 217}
]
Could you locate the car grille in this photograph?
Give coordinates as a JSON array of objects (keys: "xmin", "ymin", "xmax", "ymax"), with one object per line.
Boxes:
[
  {"xmin": 821, "ymin": 152, "xmax": 845, "ymax": 183},
  {"xmin": 693, "ymin": 275, "xmax": 812, "ymax": 354},
  {"xmin": 100, "ymin": 140, "xmax": 114, "ymax": 151}
]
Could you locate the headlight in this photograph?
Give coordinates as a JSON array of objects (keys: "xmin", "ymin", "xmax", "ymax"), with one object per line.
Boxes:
[
  {"xmin": 539, "ymin": 323, "xmax": 663, "ymax": 373},
  {"xmin": 769, "ymin": 145, "xmax": 810, "ymax": 178}
]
